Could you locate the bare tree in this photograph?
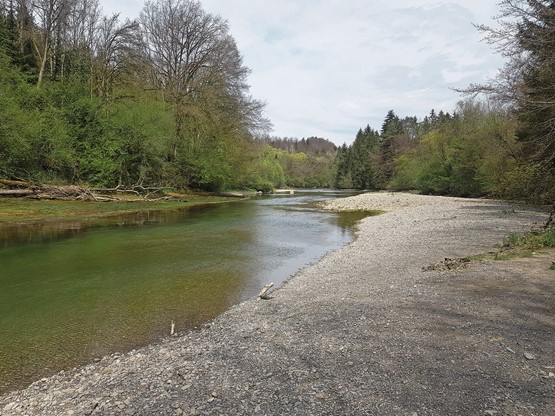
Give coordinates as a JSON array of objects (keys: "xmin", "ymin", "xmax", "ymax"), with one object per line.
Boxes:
[
  {"xmin": 140, "ymin": 0, "xmax": 241, "ymax": 153},
  {"xmin": 27, "ymin": 0, "xmax": 71, "ymax": 86},
  {"xmin": 91, "ymin": 14, "xmax": 140, "ymax": 99},
  {"xmin": 461, "ymin": 1, "xmax": 554, "ymax": 105}
]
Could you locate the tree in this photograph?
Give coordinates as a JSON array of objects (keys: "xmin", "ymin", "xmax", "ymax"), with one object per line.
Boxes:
[
  {"xmin": 376, "ymin": 110, "xmax": 408, "ymax": 187},
  {"xmin": 461, "ymin": 0, "xmax": 555, "ymax": 202},
  {"xmin": 140, "ymin": 0, "xmax": 228, "ymax": 154},
  {"xmin": 334, "ymin": 143, "xmax": 352, "ymax": 188},
  {"xmin": 139, "ymin": 0, "xmax": 268, "ymax": 190},
  {"xmin": 91, "ymin": 14, "xmax": 140, "ymax": 100},
  {"xmin": 27, "ymin": 0, "xmax": 72, "ymax": 86}
]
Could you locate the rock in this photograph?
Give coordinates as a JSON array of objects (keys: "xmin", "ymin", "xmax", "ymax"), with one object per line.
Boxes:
[
  {"xmin": 524, "ymin": 352, "xmax": 535, "ymax": 360},
  {"xmin": 485, "ymin": 411, "xmax": 498, "ymax": 415}
]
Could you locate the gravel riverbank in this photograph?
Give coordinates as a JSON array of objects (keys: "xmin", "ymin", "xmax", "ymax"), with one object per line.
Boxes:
[{"xmin": 1, "ymin": 192, "xmax": 554, "ymax": 415}]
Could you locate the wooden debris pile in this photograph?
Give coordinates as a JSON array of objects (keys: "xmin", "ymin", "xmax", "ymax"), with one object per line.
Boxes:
[{"xmin": 0, "ymin": 180, "xmax": 167, "ymax": 202}]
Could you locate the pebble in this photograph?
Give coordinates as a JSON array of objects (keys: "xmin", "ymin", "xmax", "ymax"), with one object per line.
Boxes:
[{"xmin": 524, "ymin": 352, "xmax": 535, "ymax": 360}]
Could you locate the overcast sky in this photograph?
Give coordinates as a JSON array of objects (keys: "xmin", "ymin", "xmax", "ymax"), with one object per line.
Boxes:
[{"xmin": 101, "ymin": 1, "xmax": 504, "ymax": 145}]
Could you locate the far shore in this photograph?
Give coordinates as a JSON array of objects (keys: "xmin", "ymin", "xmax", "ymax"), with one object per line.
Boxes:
[{"xmin": 0, "ymin": 192, "xmax": 240, "ymax": 226}]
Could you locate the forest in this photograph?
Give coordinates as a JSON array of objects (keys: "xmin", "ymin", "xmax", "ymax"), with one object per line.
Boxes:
[
  {"xmin": 1, "ymin": 0, "xmax": 554, "ymax": 203},
  {"xmin": 335, "ymin": 0, "xmax": 555, "ymax": 204},
  {"xmin": 0, "ymin": 0, "xmax": 278, "ymax": 192}
]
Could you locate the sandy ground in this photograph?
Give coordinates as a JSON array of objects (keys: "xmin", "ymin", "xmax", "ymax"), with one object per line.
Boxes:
[{"xmin": 1, "ymin": 192, "xmax": 554, "ymax": 415}]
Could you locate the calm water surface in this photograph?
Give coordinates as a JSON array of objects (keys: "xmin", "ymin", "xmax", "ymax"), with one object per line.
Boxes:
[{"xmin": 0, "ymin": 190, "xmax": 366, "ymax": 392}]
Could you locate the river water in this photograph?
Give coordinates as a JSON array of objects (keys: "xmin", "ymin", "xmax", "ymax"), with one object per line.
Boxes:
[{"xmin": 0, "ymin": 190, "xmax": 366, "ymax": 393}]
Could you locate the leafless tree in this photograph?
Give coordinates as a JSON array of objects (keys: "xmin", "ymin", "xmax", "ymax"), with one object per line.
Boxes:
[
  {"xmin": 27, "ymin": 0, "xmax": 71, "ymax": 86},
  {"xmin": 139, "ymin": 0, "xmax": 269, "ymax": 154},
  {"xmin": 91, "ymin": 14, "xmax": 140, "ymax": 99}
]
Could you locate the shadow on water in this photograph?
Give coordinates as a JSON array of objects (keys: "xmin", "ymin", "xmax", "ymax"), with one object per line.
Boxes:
[{"xmin": 0, "ymin": 190, "xmax": 373, "ymax": 393}]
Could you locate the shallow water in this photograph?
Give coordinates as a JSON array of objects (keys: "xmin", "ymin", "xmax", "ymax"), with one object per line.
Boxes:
[{"xmin": 0, "ymin": 190, "xmax": 367, "ymax": 392}]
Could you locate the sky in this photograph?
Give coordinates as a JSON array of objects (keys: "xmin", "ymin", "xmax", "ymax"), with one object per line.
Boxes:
[{"xmin": 100, "ymin": 1, "xmax": 505, "ymax": 145}]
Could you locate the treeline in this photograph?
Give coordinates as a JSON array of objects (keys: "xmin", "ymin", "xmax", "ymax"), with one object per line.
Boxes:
[
  {"xmin": 2, "ymin": 1, "xmax": 553, "ymax": 201},
  {"xmin": 336, "ymin": 1, "xmax": 555, "ymax": 204},
  {"xmin": 0, "ymin": 0, "xmax": 274, "ymax": 191},
  {"xmin": 335, "ymin": 104, "xmax": 523, "ymax": 198},
  {"xmin": 267, "ymin": 137, "xmax": 336, "ymax": 156},
  {"xmin": 254, "ymin": 137, "xmax": 337, "ymax": 189}
]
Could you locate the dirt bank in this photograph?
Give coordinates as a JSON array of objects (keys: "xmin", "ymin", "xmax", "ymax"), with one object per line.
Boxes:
[{"xmin": 1, "ymin": 193, "xmax": 553, "ymax": 415}]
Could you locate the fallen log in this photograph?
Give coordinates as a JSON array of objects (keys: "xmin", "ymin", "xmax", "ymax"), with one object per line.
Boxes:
[
  {"xmin": 0, "ymin": 189, "xmax": 34, "ymax": 197},
  {"xmin": 0, "ymin": 179, "xmax": 29, "ymax": 187}
]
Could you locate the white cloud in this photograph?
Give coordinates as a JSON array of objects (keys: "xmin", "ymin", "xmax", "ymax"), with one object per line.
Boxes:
[{"xmin": 101, "ymin": 0, "xmax": 506, "ymax": 144}]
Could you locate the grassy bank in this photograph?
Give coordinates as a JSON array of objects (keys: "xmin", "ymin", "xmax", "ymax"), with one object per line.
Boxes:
[
  {"xmin": 501, "ymin": 226, "xmax": 555, "ymax": 269},
  {"xmin": 466, "ymin": 224, "xmax": 555, "ymax": 267},
  {"xmin": 0, "ymin": 193, "xmax": 238, "ymax": 225}
]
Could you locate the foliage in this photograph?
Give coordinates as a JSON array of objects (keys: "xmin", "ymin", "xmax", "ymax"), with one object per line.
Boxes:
[
  {"xmin": 2, "ymin": 0, "xmax": 554, "ymax": 198},
  {"xmin": 335, "ymin": 2, "xmax": 555, "ymax": 202},
  {"xmin": 0, "ymin": 0, "xmax": 271, "ymax": 192},
  {"xmin": 504, "ymin": 227, "xmax": 555, "ymax": 250},
  {"xmin": 264, "ymin": 138, "xmax": 337, "ymax": 188},
  {"xmin": 460, "ymin": 0, "xmax": 555, "ymax": 203}
]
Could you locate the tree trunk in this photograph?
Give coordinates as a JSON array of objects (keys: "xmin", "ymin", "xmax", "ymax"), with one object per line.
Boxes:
[{"xmin": 0, "ymin": 189, "xmax": 34, "ymax": 196}]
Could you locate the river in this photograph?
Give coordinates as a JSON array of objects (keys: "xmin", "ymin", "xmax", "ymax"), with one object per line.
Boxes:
[{"xmin": 0, "ymin": 190, "xmax": 367, "ymax": 393}]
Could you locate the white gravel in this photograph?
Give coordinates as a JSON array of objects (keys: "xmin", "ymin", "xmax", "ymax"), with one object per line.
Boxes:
[{"xmin": 323, "ymin": 191, "xmax": 477, "ymax": 212}]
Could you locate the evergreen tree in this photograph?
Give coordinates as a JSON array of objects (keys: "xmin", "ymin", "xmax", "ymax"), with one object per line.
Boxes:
[
  {"xmin": 350, "ymin": 126, "xmax": 379, "ymax": 189},
  {"xmin": 377, "ymin": 110, "xmax": 404, "ymax": 187},
  {"xmin": 334, "ymin": 143, "xmax": 352, "ymax": 188}
]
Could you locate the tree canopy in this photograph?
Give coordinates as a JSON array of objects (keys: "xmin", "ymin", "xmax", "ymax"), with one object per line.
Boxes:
[
  {"xmin": 0, "ymin": 0, "xmax": 271, "ymax": 191},
  {"xmin": 1, "ymin": 0, "xmax": 554, "ymax": 200}
]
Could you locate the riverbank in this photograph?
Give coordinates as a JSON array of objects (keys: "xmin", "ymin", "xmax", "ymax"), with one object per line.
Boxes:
[
  {"xmin": 2, "ymin": 192, "xmax": 554, "ymax": 415},
  {"xmin": 0, "ymin": 192, "xmax": 238, "ymax": 225}
]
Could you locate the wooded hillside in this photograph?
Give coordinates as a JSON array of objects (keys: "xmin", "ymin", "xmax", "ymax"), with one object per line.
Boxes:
[{"xmin": 0, "ymin": 0, "xmax": 273, "ymax": 192}]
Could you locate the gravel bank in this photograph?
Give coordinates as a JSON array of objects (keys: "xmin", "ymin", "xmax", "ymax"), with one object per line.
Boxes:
[{"xmin": 1, "ymin": 193, "xmax": 554, "ymax": 415}]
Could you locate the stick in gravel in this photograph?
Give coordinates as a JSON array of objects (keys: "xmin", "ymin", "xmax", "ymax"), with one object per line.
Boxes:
[
  {"xmin": 258, "ymin": 283, "xmax": 274, "ymax": 300},
  {"xmin": 170, "ymin": 320, "xmax": 175, "ymax": 336}
]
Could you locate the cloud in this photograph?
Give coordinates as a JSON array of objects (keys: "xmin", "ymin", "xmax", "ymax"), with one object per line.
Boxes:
[{"xmin": 102, "ymin": 0, "xmax": 505, "ymax": 144}]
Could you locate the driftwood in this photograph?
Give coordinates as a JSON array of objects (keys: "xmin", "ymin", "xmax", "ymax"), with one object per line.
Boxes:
[
  {"xmin": 258, "ymin": 282, "xmax": 274, "ymax": 300},
  {"xmin": 90, "ymin": 184, "xmax": 166, "ymax": 199},
  {"xmin": 0, "ymin": 179, "xmax": 29, "ymax": 187},
  {"xmin": 0, "ymin": 189, "xmax": 34, "ymax": 196},
  {"xmin": 0, "ymin": 180, "xmax": 169, "ymax": 202}
]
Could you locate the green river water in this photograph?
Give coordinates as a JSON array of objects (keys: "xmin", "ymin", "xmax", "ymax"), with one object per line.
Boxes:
[{"xmin": 0, "ymin": 190, "xmax": 368, "ymax": 393}]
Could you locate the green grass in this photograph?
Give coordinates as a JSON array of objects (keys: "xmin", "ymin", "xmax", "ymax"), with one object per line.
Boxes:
[
  {"xmin": 0, "ymin": 194, "xmax": 235, "ymax": 225},
  {"xmin": 489, "ymin": 226, "xmax": 555, "ymax": 263},
  {"xmin": 504, "ymin": 227, "xmax": 555, "ymax": 250},
  {"xmin": 466, "ymin": 226, "xmax": 555, "ymax": 265}
]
